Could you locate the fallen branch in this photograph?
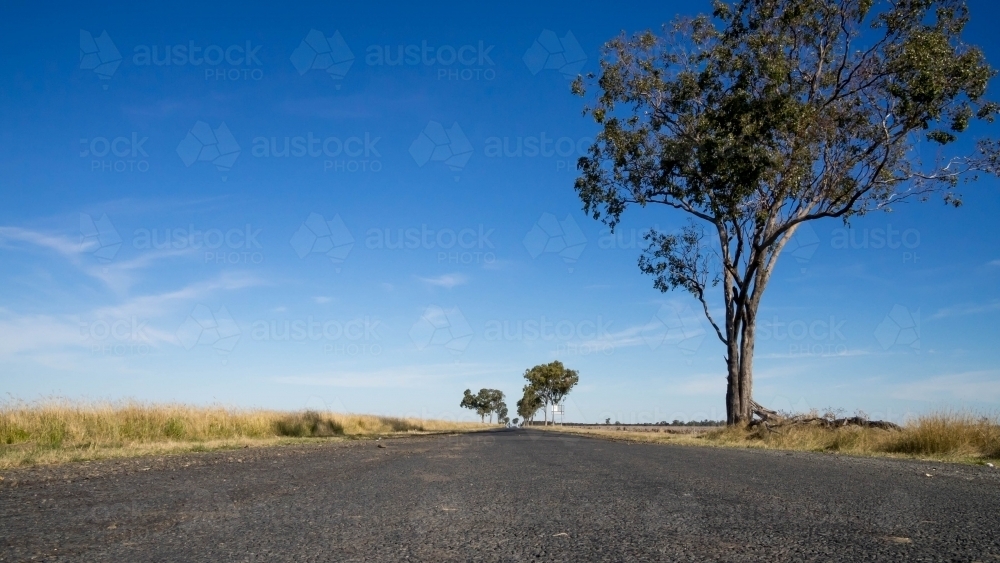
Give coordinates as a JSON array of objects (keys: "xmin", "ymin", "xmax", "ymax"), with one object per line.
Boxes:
[{"xmin": 748, "ymin": 401, "xmax": 901, "ymax": 431}]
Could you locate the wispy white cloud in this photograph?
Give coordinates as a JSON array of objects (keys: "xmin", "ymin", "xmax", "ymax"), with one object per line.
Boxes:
[
  {"xmin": 756, "ymin": 349, "xmax": 873, "ymax": 360},
  {"xmin": 987, "ymin": 259, "xmax": 1000, "ymax": 267},
  {"xmin": 0, "ymin": 224, "xmax": 196, "ymax": 292},
  {"xmin": 891, "ymin": 370, "xmax": 1000, "ymax": 403},
  {"xmin": 0, "ymin": 313, "xmax": 90, "ymax": 356},
  {"xmin": 84, "ymin": 247, "xmax": 197, "ymax": 293},
  {"xmin": 575, "ymin": 324, "xmax": 646, "ymax": 350},
  {"xmin": 313, "ymin": 296, "xmax": 332, "ymax": 304},
  {"xmin": 481, "ymin": 259, "xmax": 516, "ymax": 272},
  {"xmin": 92, "ymin": 271, "xmax": 264, "ymax": 319},
  {"xmin": 417, "ymin": 273, "xmax": 468, "ymax": 289},
  {"xmin": 929, "ymin": 300, "xmax": 1000, "ymax": 320},
  {"xmin": 0, "ymin": 226, "xmax": 82, "ymax": 257},
  {"xmin": 273, "ymin": 363, "xmax": 511, "ymax": 388},
  {"xmin": 0, "ymin": 272, "xmax": 265, "ymax": 357}
]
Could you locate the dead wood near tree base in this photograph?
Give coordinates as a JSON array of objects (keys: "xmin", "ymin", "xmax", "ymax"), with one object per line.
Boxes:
[{"xmin": 747, "ymin": 400, "xmax": 902, "ymax": 432}]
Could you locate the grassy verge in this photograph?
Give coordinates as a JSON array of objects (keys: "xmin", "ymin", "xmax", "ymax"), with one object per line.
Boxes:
[
  {"xmin": 538, "ymin": 413, "xmax": 1000, "ymax": 464},
  {"xmin": 0, "ymin": 400, "xmax": 483, "ymax": 469}
]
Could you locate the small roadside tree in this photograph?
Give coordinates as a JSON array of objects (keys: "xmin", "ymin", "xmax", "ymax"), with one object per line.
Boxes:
[
  {"xmin": 497, "ymin": 403, "xmax": 509, "ymax": 425},
  {"xmin": 486, "ymin": 389, "xmax": 507, "ymax": 424},
  {"xmin": 523, "ymin": 361, "xmax": 580, "ymax": 425},
  {"xmin": 460, "ymin": 389, "xmax": 487, "ymax": 422},
  {"xmin": 516, "ymin": 385, "xmax": 544, "ymax": 425},
  {"xmin": 574, "ymin": 0, "xmax": 999, "ymax": 424}
]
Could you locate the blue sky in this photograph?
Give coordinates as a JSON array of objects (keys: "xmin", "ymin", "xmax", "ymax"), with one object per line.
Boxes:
[{"xmin": 1, "ymin": 0, "xmax": 999, "ymax": 423}]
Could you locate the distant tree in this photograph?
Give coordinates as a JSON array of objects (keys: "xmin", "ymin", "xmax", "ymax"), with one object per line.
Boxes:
[
  {"xmin": 605, "ymin": 418, "xmax": 611, "ymax": 425},
  {"xmin": 516, "ymin": 384, "xmax": 544, "ymax": 425},
  {"xmin": 573, "ymin": 0, "xmax": 1000, "ymax": 424},
  {"xmin": 460, "ymin": 388, "xmax": 507, "ymax": 423},
  {"xmin": 523, "ymin": 361, "xmax": 580, "ymax": 425},
  {"xmin": 489, "ymin": 391, "xmax": 508, "ymax": 425},
  {"xmin": 512, "ymin": 417, "xmax": 520, "ymax": 426},
  {"xmin": 460, "ymin": 389, "xmax": 486, "ymax": 422}
]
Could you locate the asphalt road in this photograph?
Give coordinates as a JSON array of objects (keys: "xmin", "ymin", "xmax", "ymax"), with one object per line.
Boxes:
[{"xmin": 2, "ymin": 429, "xmax": 999, "ymax": 562}]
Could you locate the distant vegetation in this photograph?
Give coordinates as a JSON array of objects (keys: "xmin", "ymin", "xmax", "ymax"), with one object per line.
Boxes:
[
  {"xmin": 459, "ymin": 389, "xmax": 507, "ymax": 424},
  {"xmin": 521, "ymin": 361, "xmax": 578, "ymax": 425},
  {"xmin": 0, "ymin": 399, "xmax": 481, "ymax": 469},
  {"xmin": 517, "ymin": 385, "xmax": 543, "ymax": 425},
  {"xmin": 546, "ymin": 412, "xmax": 1000, "ymax": 463},
  {"xmin": 599, "ymin": 420, "xmax": 727, "ymax": 427},
  {"xmin": 464, "ymin": 361, "xmax": 580, "ymax": 426}
]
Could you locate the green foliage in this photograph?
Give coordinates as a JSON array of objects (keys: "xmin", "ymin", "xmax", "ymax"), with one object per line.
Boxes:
[
  {"xmin": 2, "ymin": 424, "xmax": 31, "ymax": 445},
  {"xmin": 163, "ymin": 417, "xmax": 185, "ymax": 439},
  {"xmin": 460, "ymin": 388, "xmax": 506, "ymax": 423},
  {"xmin": 523, "ymin": 361, "xmax": 579, "ymax": 423},
  {"xmin": 41, "ymin": 419, "xmax": 68, "ymax": 447},
  {"xmin": 517, "ymin": 385, "xmax": 544, "ymax": 423},
  {"xmin": 574, "ymin": 0, "xmax": 999, "ymax": 423}
]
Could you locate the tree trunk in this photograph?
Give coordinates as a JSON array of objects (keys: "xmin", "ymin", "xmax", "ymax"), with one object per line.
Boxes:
[
  {"xmin": 737, "ymin": 303, "xmax": 759, "ymax": 423},
  {"xmin": 543, "ymin": 402, "xmax": 549, "ymax": 426},
  {"xmin": 723, "ymin": 266, "xmax": 766, "ymax": 425},
  {"xmin": 724, "ymin": 305, "xmax": 761, "ymax": 424},
  {"xmin": 722, "ymin": 255, "xmax": 745, "ymax": 425},
  {"xmin": 725, "ymin": 338, "xmax": 742, "ymax": 425}
]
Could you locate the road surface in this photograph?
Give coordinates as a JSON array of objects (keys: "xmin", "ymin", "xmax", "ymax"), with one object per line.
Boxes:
[{"xmin": 2, "ymin": 429, "xmax": 998, "ymax": 562}]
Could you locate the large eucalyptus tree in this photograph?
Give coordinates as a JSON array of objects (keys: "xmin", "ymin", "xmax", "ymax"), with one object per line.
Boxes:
[{"xmin": 573, "ymin": 0, "xmax": 999, "ymax": 423}]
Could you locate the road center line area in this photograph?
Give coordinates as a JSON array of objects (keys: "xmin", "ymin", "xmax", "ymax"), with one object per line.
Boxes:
[{"xmin": 2, "ymin": 430, "xmax": 998, "ymax": 562}]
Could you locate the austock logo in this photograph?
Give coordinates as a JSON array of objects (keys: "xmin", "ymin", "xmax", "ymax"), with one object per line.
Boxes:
[
  {"xmin": 289, "ymin": 213, "xmax": 355, "ymax": 271},
  {"xmin": 641, "ymin": 303, "xmax": 708, "ymax": 356},
  {"xmin": 132, "ymin": 40, "xmax": 263, "ymax": 81},
  {"xmin": 250, "ymin": 132, "xmax": 382, "ymax": 173},
  {"xmin": 483, "ymin": 132, "xmax": 592, "ymax": 172},
  {"xmin": 409, "ymin": 121, "xmax": 473, "ymax": 179},
  {"xmin": 80, "ymin": 213, "xmax": 122, "ymax": 263},
  {"xmin": 290, "ymin": 29, "xmax": 355, "ymax": 86},
  {"xmin": 365, "ymin": 39, "xmax": 496, "ymax": 82},
  {"xmin": 176, "ymin": 304, "xmax": 241, "ymax": 362},
  {"xmin": 79, "ymin": 29, "xmax": 263, "ymax": 84},
  {"xmin": 523, "ymin": 30, "xmax": 586, "ymax": 79},
  {"xmin": 176, "ymin": 121, "xmax": 241, "ymax": 180},
  {"xmin": 409, "ymin": 306, "xmax": 473, "ymax": 354},
  {"xmin": 874, "ymin": 305, "xmax": 920, "ymax": 351},
  {"xmin": 79, "ymin": 30, "xmax": 122, "ymax": 88},
  {"xmin": 522, "ymin": 213, "xmax": 587, "ymax": 272},
  {"xmin": 79, "ymin": 133, "xmax": 150, "ymax": 173},
  {"xmin": 249, "ymin": 316, "xmax": 380, "ymax": 344},
  {"xmin": 784, "ymin": 223, "xmax": 821, "ymax": 270}
]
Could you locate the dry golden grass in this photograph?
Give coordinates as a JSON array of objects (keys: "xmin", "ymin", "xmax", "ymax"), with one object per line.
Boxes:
[
  {"xmin": 541, "ymin": 412, "xmax": 1000, "ymax": 464},
  {"xmin": 0, "ymin": 399, "xmax": 483, "ymax": 469}
]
